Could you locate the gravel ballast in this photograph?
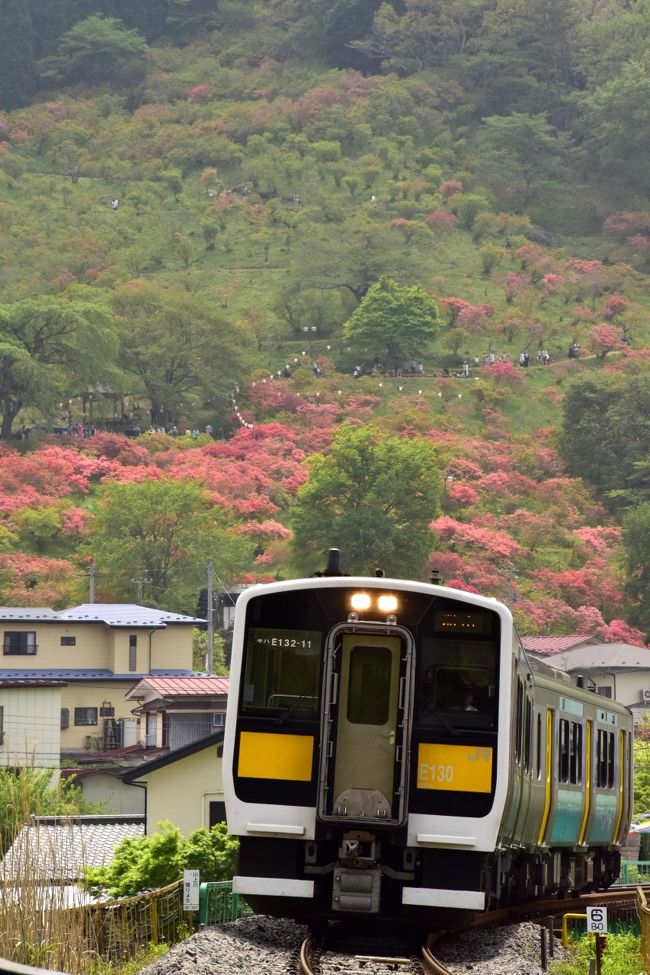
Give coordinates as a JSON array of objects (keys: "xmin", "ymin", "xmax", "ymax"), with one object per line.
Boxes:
[{"xmin": 137, "ymin": 916, "xmax": 572, "ymax": 975}]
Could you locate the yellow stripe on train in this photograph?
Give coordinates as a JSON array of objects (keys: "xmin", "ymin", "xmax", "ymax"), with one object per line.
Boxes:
[
  {"xmin": 417, "ymin": 743, "xmax": 493, "ymax": 793},
  {"xmin": 238, "ymin": 731, "xmax": 314, "ymax": 781}
]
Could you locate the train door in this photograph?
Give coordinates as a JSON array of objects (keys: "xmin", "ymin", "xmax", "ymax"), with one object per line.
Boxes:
[{"xmin": 318, "ymin": 624, "xmax": 414, "ymax": 825}]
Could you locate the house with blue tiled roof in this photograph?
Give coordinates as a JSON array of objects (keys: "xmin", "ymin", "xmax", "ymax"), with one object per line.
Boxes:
[{"xmin": 0, "ymin": 603, "xmax": 205, "ymax": 761}]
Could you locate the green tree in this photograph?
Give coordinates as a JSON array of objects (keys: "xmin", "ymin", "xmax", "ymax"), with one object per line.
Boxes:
[
  {"xmin": 576, "ymin": 56, "xmax": 650, "ymax": 193},
  {"xmin": 622, "ymin": 503, "xmax": 650, "ymax": 638},
  {"xmin": 83, "ymin": 478, "xmax": 254, "ymax": 612},
  {"xmin": 290, "ymin": 425, "xmax": 441, "ymax": 578},
  {"xmin": 558, "ymin": 373, "xmax": 650, "ymax": 503},
  {"xmin": 291, "ymin": 0, "xmax": 383, "ymax": 68},
  {"xmin": 0, "ymin": 767, "xmax": 102, "ymax": 854},
  {"xmin": 36, "ymin": 14, "xmax": 149, "ymax": 88},
  {"xmin": 473, "ymin": 112, "xmax": 570, "ymax": 208},
  {"xmin": 342, "ymin": 276, "xmax": 440, "ymax": 374},
  {"xmin": 112, "ymin": 281, "xmax": 249, "ymax": 428},
  {"xmin": 0, "ymin": 295, "xmax": 120, "ymax": 439},
  {"xmin": 84, "ymin": 820, "xmax": 238, "ymax": 897}
]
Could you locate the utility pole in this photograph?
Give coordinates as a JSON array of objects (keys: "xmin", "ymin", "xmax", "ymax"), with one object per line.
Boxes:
[
  {"xmin": 207, "ymin": 562, "xmax": 214, "ymax": 675},
  {"xmin": 87, "ymin": 562, "xmax": 95, "ymax": 603}
]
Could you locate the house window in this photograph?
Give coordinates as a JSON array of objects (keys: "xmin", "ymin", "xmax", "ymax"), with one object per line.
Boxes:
[
  {"xmin": 209, "ymin": 801, "xmax": 226, "ymax": 827},
  {"xmin": 3, "ymin": 631, "xmax": 36, "ymax": 655},
  {"xmin": 129, "ymin": 635, "xmax": 137, "ymax": 672},
  {"xmin": 74, "ymin": 707, "xmax": 98, "ymax": 726},
  {"xmin": 597, "ymin": 686, "xmax": 612, "ymax": 698},
  {"xmin": 61, "ymin": 708, "xmax": 69, "ymax": 730},
  {"xmin": 60, "ymin": 636, "xmax": 76, "ymax": 646}
]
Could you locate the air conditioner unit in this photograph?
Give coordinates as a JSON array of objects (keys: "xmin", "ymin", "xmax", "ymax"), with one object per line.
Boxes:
[
  {"xmin": 211, "ymin": 712, "xmax": 225, "ymax": 728},
  {"xmin": 641, "ymin": 688, "xmax": 650, "ymax": 703}
]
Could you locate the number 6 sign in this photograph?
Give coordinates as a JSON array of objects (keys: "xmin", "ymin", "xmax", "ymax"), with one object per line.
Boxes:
[{"xmin": 586, "ymin": 906, "xmax": 608, "ymax": 933}]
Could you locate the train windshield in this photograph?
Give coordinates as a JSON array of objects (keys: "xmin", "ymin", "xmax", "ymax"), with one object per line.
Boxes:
[
  {"xmin": 416, "ymin": 605, "xmax": 499, "ymax": 730},
  {"xmin": 240, "ymin": 626, "xmax": 322, "ymax": 718}
]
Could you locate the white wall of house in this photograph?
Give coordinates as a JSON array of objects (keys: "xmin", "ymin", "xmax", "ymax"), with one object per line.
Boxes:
[{"xmin": 0, "ymin": 685, "xmax": 61, "ymax": 769}]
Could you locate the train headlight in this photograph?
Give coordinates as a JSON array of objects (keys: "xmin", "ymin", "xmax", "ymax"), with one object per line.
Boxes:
[
  {"xmin": 350, "ymin": 592, "xmax": 372, "ymax": 612},
  {"xmin": 377, "ymin": 594, "xmax": 399, "ymax": 614}
]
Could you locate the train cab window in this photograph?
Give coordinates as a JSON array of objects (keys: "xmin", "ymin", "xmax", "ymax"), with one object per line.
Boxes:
[
  {"xmin": 416, "ymin": 605, "xmax": 499, "ymax": 731},
  {"xmin": 240, "ymin": 626, "xmax": 322, "ymax": 718}
]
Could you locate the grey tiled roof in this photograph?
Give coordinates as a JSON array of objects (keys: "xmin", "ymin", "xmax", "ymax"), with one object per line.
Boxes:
[
  {"xmin": 0, "ymin": 604, "xmax": 205, "ymax": 627},
  {"xmin": 1, "ymin": 815, "xmax": 145, "ymax": 882},
  {"xmin": 0, "ymin": 669, "xmax": 195, "ymax": 680}
]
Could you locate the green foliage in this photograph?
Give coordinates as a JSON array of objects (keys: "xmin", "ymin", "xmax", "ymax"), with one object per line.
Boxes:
[
  {"xmin": 36, "ymin": 14, "xmax": 149, "ymax": 88},
  {"xmin": 342, "ymin": 276, "xmax": 440, "ymax": 373},
  {"xmin": 192, "ymin": 629, "xmax": 228, "ymax": 675},
  {"xmin": 84, "ymin": 820, "xmax": 239, "ymax": 897},
  {"xmin": 633, "ymin": 732, "xmax": 650, "ymax": 816},
  {"xmin": 291, "ymin": 424, "xmax": 441, "ymax": 578},
  {"xmin": 549, "ymin": 931, "xmax": 642, "ymax": 975},
  {"xmin": 559, "ymin": 372, "xmax": 650, "ymax": 504},
  {"xmin": 0, "ymin": 294, "xmax": 120, "ymax": 439},
  {"xmin": 622, "ymin": 503, "xmax": 650, "ymax": 638},
  {"xmin": 0, "ymin": 767, "xmax": 102, "ymax": 854},
  {"xmin": 82, "ymin": 478, "xmax": 254, "ymax": 611}
]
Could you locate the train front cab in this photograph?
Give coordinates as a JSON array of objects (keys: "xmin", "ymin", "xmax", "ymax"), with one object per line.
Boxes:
[{"xmin": 226, "ymin": 579, "xmax": 513, "ymax": 925}]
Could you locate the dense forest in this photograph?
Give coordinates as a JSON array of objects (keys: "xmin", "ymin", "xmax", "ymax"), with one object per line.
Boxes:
[{"xmin": 0, "ymin": 0, "xmax": 648, "ymax": 643}]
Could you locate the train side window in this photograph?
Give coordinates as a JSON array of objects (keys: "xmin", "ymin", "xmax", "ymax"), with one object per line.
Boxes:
[
  {"xmin": 524, "ymin": 696, "xmax": 532, "ymax": 771},
  {"xmin": 535, "ymin": 712, "xmax": 542, "ymax": 779},
  {"xmin": 515, "ymin": 678, "xmax": 523, "ymax": 764},
  {"xmin": 558, "ymin": 718, "xmax": 570, "ymax": 783},
  {"xmin": 569, "ymin": 722, "xmax": 582, "ymax": 784},
  {"xmin": 596, "ymin": 729, "xmax": 615, "ymax": 788}
]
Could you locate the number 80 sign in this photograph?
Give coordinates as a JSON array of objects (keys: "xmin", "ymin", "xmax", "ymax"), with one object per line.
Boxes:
[{"xmin": 586, "ymin": 906, "xmax": 608, "ymax": 933}]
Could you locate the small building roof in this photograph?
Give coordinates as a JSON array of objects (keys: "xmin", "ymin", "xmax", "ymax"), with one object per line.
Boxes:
[
  {"xmin": 1, "ymin": 814, "xmax": 145, "ymax": 882},
  {"xmin": 126, "ymin": 676, "xmax": 229, "ymax": 700},
  {"xmin": 0, "ymin": 604, "xmax": 205, "ymax": 628},
  {"xmin": 522, "ymin": 634, "xmax": 596, "ymax": 656}
]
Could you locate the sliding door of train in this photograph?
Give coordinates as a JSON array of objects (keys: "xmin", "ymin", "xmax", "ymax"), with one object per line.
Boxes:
[{"xmin": 318, "ymin": 625, "xmax": 413, "ymax": 825}]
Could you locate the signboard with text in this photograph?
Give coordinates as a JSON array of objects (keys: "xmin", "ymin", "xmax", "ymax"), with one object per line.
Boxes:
[{"xmin": 183, "ymin": 869, "xmax": 200, "ymax": 911}]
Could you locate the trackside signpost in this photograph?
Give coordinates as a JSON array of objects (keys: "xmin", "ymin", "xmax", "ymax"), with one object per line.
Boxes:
[
  {"xmin": 183, "ymin": 870, "xmax": 200, "ymax": 911},
  {"xmin": 586, "ymin": 906, "xmax": 608, "ymax": 975}
]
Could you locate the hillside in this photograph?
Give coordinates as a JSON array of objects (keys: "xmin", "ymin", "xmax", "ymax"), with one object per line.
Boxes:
[{"xmin": 0, "ymin": 1, "xmax": 648, "ymax": 642}]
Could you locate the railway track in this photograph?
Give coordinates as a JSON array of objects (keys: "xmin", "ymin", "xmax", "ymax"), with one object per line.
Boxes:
[{"xmin": 296, "ymin": 887, "xmax": 647, "ymax": 975}]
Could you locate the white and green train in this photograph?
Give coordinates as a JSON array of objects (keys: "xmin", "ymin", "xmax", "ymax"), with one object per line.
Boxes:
[{"xmin": 223, "ymin": 552, "xmax": 633, "ymax": 928}]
